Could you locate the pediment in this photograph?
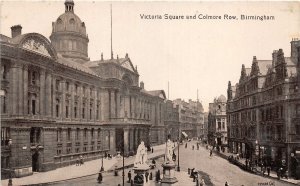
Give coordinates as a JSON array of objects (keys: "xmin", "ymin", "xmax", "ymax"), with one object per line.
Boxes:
[
  {"xmin": 19, "ymin": 33, "xmax": 57, "ymax": 59},
  {"xmin": 120, "ymin": 59, "xmax": 135, "ymax": 72}
]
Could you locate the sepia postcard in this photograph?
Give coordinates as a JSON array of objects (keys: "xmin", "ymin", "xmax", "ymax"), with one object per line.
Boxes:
[{"xmin": 0, "ymin": 1, "xmax": 300, "ymax": 186}]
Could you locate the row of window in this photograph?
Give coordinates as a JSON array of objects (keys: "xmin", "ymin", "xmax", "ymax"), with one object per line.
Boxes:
[{"xmin": 57, "ymin": 128, "xmax": 102, "ymax": 142}]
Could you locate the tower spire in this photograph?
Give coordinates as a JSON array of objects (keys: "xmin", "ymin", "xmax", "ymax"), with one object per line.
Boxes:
[
  {"xmin": 110, "ymin": 4, "xmax": 113, "ymax": 59},
  {"xmin": 65, "ymin": 0, "xmax": 74, "ymax": 12}
]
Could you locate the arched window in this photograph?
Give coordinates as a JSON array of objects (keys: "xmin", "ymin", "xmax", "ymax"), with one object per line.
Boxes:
[
  {"xmin": 57, "ymin": 18, "xmax": 62, "ymax": 24},
  {"xmin": 69, "ymin": 18, "xmax": 75, "ymax": 24}
]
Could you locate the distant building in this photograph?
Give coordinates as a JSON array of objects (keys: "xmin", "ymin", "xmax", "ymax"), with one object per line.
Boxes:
[
  {"xmin": 173, "ymin": 99, "xmax": 204, "ymax": 139},
  {"xmin": 227, "ymin": 39, "xmax": 300, "ymax": 177},
  {"xmin": 164, "ymin": 100, "xmax": 180, "ymax": 141},
  {"xmin": 208, "ymin": 95, "xmax": 227, "ymax": 147},
  {"xmin": 203, "ymin": 112, "xmax": 209, "ymax": 142}
]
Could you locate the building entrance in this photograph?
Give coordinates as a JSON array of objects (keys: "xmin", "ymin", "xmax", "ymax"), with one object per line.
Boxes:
[{"xmin": 32, "ymin": 152, "xmax": 39, "ymax": 172}]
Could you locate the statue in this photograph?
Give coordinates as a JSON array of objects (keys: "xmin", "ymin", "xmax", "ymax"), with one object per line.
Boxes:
[
  {"xmin": 134, "ymin": 141, "xmax": 148, "ymax": 167},
  {"xmin": 165, "ymin": 139, "xmax": 173, "ymax": 164}
]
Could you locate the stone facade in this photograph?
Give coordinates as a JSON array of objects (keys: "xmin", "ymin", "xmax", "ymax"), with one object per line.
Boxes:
[
  {"xmin": 164, "ymin": 100, "xmax": 180, "ymax": 141},
  {"xmin": 208, "ymin": 95, "xmax": 227, "ymax": 146},
  {"xmin": 227, "ymin": 39, "xmax": 300, "ymax": 176},
  {"xmin": 0, "ymin": 1, "xmax": 166, "ymax": 178},
  {"xmin": 172, "ymin": 99, "xmax": 204, "ymax": 139}
]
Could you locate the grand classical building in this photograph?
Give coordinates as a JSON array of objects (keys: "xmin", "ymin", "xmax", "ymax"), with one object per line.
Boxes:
[
  {"xmin": 227, "ymin": 39, "xmax": 300, "ymax": 176},
  {"xmin": 0, "ymin": 1, "xmax": 166, "ymax": 178},
  {"xmin": 208, "ymin": 95, "xmax": 227, "ymax": 147},
  {"xmin": 172, "ymin": 99, "xmax": 204, "ymax": 139}
]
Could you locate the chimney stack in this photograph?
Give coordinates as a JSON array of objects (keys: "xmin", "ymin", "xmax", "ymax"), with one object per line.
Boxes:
[
  {"xmin": 140, "ymin": 81, "xmax": 144, "ymax": 89},
  {"xmin": 11, "ymin": 25, "xmax": 22, "ymax": 38}
]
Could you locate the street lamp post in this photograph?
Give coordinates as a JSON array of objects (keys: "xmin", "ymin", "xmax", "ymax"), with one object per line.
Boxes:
[
  {"xmin": 177, "ymin": 128, "xmax": 180, "ymax": 172},
  {"xmin": 8, "ymin": 139, "xmax": 13, "ymax": 186},
  {"xmin": 101, "ymin": 139, "xmax": 104, "ymax": 171}
]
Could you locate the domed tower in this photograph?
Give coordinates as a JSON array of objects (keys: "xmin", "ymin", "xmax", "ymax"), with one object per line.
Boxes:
[{"xmin": 50, "ymin": 0, "xmax": 89, "ymax": 63}]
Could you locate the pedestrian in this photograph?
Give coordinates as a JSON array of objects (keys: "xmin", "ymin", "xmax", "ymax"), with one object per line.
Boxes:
[
  {"xmin": 80, "ymin": 155, "xmax": 84, "ymax": 165},
  {"xmin": 192, "ymin": 145, "xmax": 194, "ymax": 150},
  {"xmin": 200, "ymin": 178, "xmax": 205, "ymax": 186},
  {"xmin": 157, "ymin": 169, "xmax": 161, "ymax": 181},
  {"xmin": 76, "ymin": 158, "xmax": 79, "ymax": 166},
  {"xmin": 151, "ymin": 147, "xmax": 154, "ymax": 153},
  {"xmin": 210, "ymin": 149, "xmax": 213, "ymax": 157},
  {"xmin": 225, "ymin": 181, "xmax": 229, "ymax": 186},
  {"xmin": 145, "ymin": 171, "xmax": 149, "ymax": 182},
  {"xmin": 114, "ymin": 166, "xmax": 118, "ymax": 176},
  {"xmin": 128, "ymin": 170, "xmax": 132, "ymax": 183},
  {"xmin": 97, "ymin": 172, "xmax": 103, "ymax": 183},
  {"xmin": 185, "ymin": 143, "xmax": 187, "ymax": 148},
  {"xmin": 149, "ymin": 172, "xmax": 153, "ymax": 180},
  {"xmin": 267, "ymin": 166, "xmax": 271, "ymax": 176}
]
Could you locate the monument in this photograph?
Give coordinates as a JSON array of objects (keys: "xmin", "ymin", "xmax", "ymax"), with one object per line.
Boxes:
[
  {"xmin": 161, "ymin": 139, "xmax": 178, "ymax": 186},
  {"xmin": 133, "ymin": 141, "xmax": 150, "ymax": 185}
]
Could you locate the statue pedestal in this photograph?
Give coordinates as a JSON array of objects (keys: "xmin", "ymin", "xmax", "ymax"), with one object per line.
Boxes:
[
  {"xmin": 133, "ymin": 164, "xmax": 150, "ymax": 186},
  {"xmin": 161, "ymin": 162, "xmax": 178, "ymax": 186}
]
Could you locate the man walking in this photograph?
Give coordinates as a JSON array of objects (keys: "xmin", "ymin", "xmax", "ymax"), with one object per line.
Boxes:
[
  {"xmin": 210, "ymin": 149, "xmax": 213, "ymax": 157},
  {"xmin": 128, "ymin": 170, "xmax": 132, "ymax": 183},
  {"xmin": 97, "ymin": 172, "xmax": 103, "ymax": 183},
  {"xmin": 145, "ymin": 171, "xmax": 149, "ymax": 182}
]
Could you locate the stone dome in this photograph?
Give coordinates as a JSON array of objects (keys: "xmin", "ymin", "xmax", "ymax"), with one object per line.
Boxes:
[
  {"xmin": 217, "ymin": 95, "xmax": 227, "ymax": 103},
  {"xmin": 53, "ymin": 12, "xmax": 86, "ymax": 35},
  {"xmin": 52, "ymin": 0, "xmax": 86, "ymax": 35},
  {"xmin": 50, "ymin": 0, "xmax": 89, "ymax": 63}
]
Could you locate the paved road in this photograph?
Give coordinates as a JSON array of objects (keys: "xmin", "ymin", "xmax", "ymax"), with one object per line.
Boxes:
[
  {"xmin": 48, "ymin": 141, "xmax": 294, "ymax": 186},
  {"xmin": 179, "ymin": 141, "xmax": 293, "ymax": 186},
  {"xmin": 48, "ymin": 158, "xmax": 166, "ymax": 186}
]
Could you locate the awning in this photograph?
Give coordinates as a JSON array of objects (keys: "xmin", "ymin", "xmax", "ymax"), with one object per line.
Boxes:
[{"xmin": 182, "ymin": 132, "xmax": 188, "ymax": 138}]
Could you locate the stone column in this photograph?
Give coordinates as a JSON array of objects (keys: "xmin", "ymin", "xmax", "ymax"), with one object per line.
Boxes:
[
  {"xmin": 110, "ymin": 89, "xmax": 115, "ymax": 118},
  {"xmin": 10, "ymin": 62, "xmax": 20, "ymax": 115},
  {"xmin": 125, "ymin": 96, "xmax": 130, "ymax": 118},
  {"xmin": 115, "ymin": 90, "xmax": 119, "ymax": 118},
  {"xmin": 109, "ymin": 129, "xmax": 115, "ymax": 154},
  {"xmin": 124, "ymin": 128, "xmax": 129, "ymax": 154},
  {"xmin": 39, "ymin": 69, "xmax": 46, "ymax": 116},
  {"xmin": 93, "ymin": 89, "xmax": 97, "ymax": 121},
  {"xmin": 87, "ymin": 87, "xmax": 90, "ymax": 120},
  {"xmin": 70, "ymin": 82, "xmax": 75, "ymax": 119},
  {"xmin": 45, "ymin": 71, "xmax": 52, "ymax": 117},
  {"xmin": 100, "ymin": 89, "xmax": 109, "ymax": 121},
  {"xmin": 61, "ymin": 80, "xmax": 66, "ymax": 120},
  {"xmin": 52, "ymin": 77, "xmax": 56, "ymax": 117},
  {"xmin": 78, "ymin": 85, "xmax": 83, "ymax": 120},
  {"xmin": 120, "ymin": 95, "xmax": 124, "ymax": 118},
  {"xmin": 23, "ymin": 65, "xmax": 28, "ymax": 115},
  {"xmin": 129, "ymin": 128, "xmax": 134, "ymax": 151}
]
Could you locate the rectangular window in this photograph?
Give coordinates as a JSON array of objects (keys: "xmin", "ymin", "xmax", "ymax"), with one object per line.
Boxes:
[
  {"xmin": 296, "ymin": 125, "xmax": 300, "ymax": 135},
  {"xmin": 56, "ymin": 80, "xmax": 60, "ymax": 91},
  {"xmin": 32, "ymin": 100, "xmax": 36, "ymax": 115},
  {"xmin": 66, "ymin": 106, "xmax": 69, "ymax": 118},
  {"xmin": 57, "ymin": 128, "xmax": 62, "ymax": 142},
  {"xmin": 1, "ymin": 127, "xmax": 10, "ymax": 146},
  {"xmin": 66, "ymin": 82, "xmax": 70, "ymax": 92},
  {"xmin": 296, "ymin": 104, "xmax": 300, "ymax": 117},
  {"xmin": 84, "ymin": 128, "xmax": 87, "ymax": 139},
  {"xmin": 76, "ymin": 128, "xmax": 80, "ymax": 140},
  {"xmin": 74, "ymin": 106, "xmax": 77, "ymax": 118},
  {"xmin": 67, "ymin": 128, "xmax": 71, "ymax": 141}
]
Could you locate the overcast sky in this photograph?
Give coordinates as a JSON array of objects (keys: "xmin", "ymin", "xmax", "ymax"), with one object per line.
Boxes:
[{"xmin": 1, "ymin": 1, "xmax": 299, "ymax": 111}]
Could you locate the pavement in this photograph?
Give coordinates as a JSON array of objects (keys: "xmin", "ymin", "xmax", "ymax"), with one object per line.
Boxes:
[
  {"xmin": 207, "ymin": 144, "xmax": 300, "ymax": 185},
  {"xmin": 1, "ymin": 143, "xmax": 168, "ymax": 186}
]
